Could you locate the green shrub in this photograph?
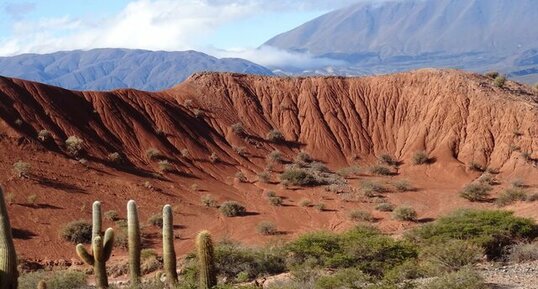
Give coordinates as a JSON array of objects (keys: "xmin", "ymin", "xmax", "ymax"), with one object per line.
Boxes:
[
  {"xmin": 420, "ymin": 240, "xmax": 483, "ymax": 274},
  {"xmin": 266, "ymin": 129, "xmax": 285, "ymax": 142},
  {"xmin": 286, "ymin": 226, "xmax": 417, "ymax": 276},
  {"xmin": 60, "ymin": 220, "xmax": 92, "ymax": 244},
  {"xmin": 280, "ymin": 168, "xmax": 319, "ymax": 186},
  {"xmin": 268, "ymin": 196, "xmax": 283, "ymax": 206},
  {"xmin": 104, "ymin": 210, "xmax": 120, "ymax": 221},
  {"xmin": 369, "ymin": 165, "xmax": 392, "ymax": 176},
  {"xmin": 412, "ymin": 151, "xmax": 430, "ymax": 165},
  {"xmin": 267, "ymin": 150, "xmax": 283, "ymax": 163},
  {"xmin": 220, "ymin": 201, "xmax": 246, "ymax": 217},
  {"xmin": 410, "ymin": 209, "xmax": 538, "ymax": 259},
  {"xmin": 493, "ymin": 75, "xmax": 506, "ymax": 88},
  {"xmin": 392, "ymin": 206, "xmax": 417, "ymax": 221},
  {"xmin": 495, "ymin": 188, "xmax": 527, "ymax": 207},
  {"xmin": 349, "ymin": 210, "xmax": 374, "ymax": 222},
  {"xmin": 257, "ymin": 221, "xmax": 277, "ymax": 235},
  {"xmin": 460, "ymin": 183, "xmax": 491, "ymax": 202},
  {"xmin": 65, "ymin": 136, "xmax": 83, "ymax": 157},
  {"xmin": 19, "ymin": 270, "xmax": 86, "ymax": 289},
  {"xmin": 375, "ymin": 203, "xmax": 394, "ymax": 212},
  {"xmin": 419, "ymin": 267, "xmax": 486, "ymax": 289}
]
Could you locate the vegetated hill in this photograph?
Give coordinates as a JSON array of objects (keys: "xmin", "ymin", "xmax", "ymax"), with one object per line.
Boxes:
[
  {"xmin": 0, "ymin": 69, "xmax": 536, "ymax": 261},
  {"xmin": 0, "ymin": 48, "xmax": 273, "ymax": 91},
  {"xmin": 264, "ymin": 0, "xmax": 538, "ymax": 83}
]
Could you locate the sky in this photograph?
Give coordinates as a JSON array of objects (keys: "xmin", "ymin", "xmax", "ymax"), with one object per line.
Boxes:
[{"xmin": 0, "ymin": 0, "xmax": 366, "ymax": 65}]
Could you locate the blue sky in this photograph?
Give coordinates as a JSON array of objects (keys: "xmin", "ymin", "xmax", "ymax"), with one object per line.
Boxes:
[{"xmin": 0, "ymin": 0, "xmax": 366, "ymax": 57}]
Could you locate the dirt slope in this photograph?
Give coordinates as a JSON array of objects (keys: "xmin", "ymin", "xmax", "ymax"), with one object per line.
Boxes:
[{"xmin": 0, "ymin": 69, "xmax": 536, "ymax": 262}]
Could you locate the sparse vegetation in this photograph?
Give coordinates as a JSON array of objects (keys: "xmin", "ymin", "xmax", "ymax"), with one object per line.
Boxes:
[
  {"xmin": 420, "ymin": 267, "xmax": 486, "ymax": 289},
  {"xmin": 294, "ymin": 151, "xmax": 313, "ymax": 167},
  {"xmin": 280, "ymin": 167, "xmax": 318, "ymax": 186},
  {"xmin": 233, "ymin": 145, "xmax": 247, "ymax": 156},
  {"xmin": 234, "ymin": 171, "xmax": 247, "ymax": 183},
  {"xmin": 145, "ymin": 147, "xmax": 162, "ymax": 160},
  {"xmin": 158, "ymin": 160, "xmax": 173, "ymax": 172},
  {"xmin": 511, "ymin": 179, "xmax": 526, "ymax": 188},
  {"xmin": 107, "ymin": 152, "xmax": 122, "ymax": 164},
  {"xmin": 485, "ymin": 71, "xmax": 499, "ymax": 79},
  {"xmin": 201, "ymin": 194, "xmax": 217, "ymax": 208},
  {"xmin": 412, "ymin": 150, "xmax": 430, "ymax": 165},
  {"xmin": 494, "ymin": 75, "xmax": 507, "ymax": 88},
  {"xmin": 393, "ymin": 180, "xmax": 413, "ymax": 192},
  {"xmin": 477, "ymin": 173, "xmax": 498, "ymax": 185},
  {"xmin": 27, "ymin": 194, "xmax": 37, "ymax": 207},
  {"xmin": 361, "ymin": 181, "xmax": 389, "ymax": 196},
  {"xmin": 521, "ymin": 151, "xmax": 532, "ymax": 162},
  {"xmin": 266, "ymin": 129, "xmax": 284, "ymax": 142},
  {"xmin": 392, "ymin": 206, "xmax": 417, "ymax": 221},
  {"xmin": 349, "ymin": 210, "xmax": 374, "ymax": 222},
  {"xmin": 19, "ymin": 270, "xmax": 86, "ymax": 289},
  {"xmin": 148, "ymin": 213, "xmax": 163, "ymax": 228},
  {"xmin": 495, "ymin": 188, "xmax": 527, "ymax": 207},
  {"xmin": 219, "ymin": 201, "xmax": 246, "ymax": 217},
  {"xmin": 268, "ymin": 194, "xmax": 283, "ymax": 206},
  {"xmin": 468, "ymin": 162, "xmax": 485, "ymax": 172},
  {"xmin": 60, "ymin": 220, "xmax": 92, "ymax": 243},
  {"xmin": 13, "ymin": 160, "xmax": 31, "ymax": 178},
  {"xmin": 369, "ymin": 165, "xmax": 392, "ymax": 176},
  {"xmin": 256, "ymin": 221, "xmax": 277, "ymax": 235},
  {"xmin": 65, "ymin": 136, "xmax": 84, "ymax": 157},
  {"xmin": 379, "ymin": 154, "xmax": 398, "ymax": 166},
  {"xmin": 266, "ymin": 150, "xmax": 283, "ymax": 163},
  {"xmin": 209, "ymin": 152, "xmax": 219, "ymax": 163},
  {"xmin": 508, "ymin": 242, "xmax": 538, "ymax": 262},
  {"xmin": 336, "ymin": 165, "xmax": 360, "ymax": 177},
  {"xmin": 231, "ymin": 122, "xmax": 246, "ymax": 136},
  {"xmin": 314, "ymin": 203, "xmax": 326, "ymax": 212},
  {"xmin": 299, "ymin": 198, "xmax": 312, "ymax": 207},
  {"xmin": 38, "ymin": 129, "xmax": 52, "ymax": 142},
  {"xmin": 257, "ymin": 170, "xmax": 271, "ymax": 183},
  {"xmin": 104, "ymin": 210, "xmax": 120, "ymax": 221},
  {"xmin": 460, "ymin": 183, "xmax": 492, "ymax": 202},
  {"xmin": 375, "ymin": 202, "xmax": 395, "ymax": 212}
]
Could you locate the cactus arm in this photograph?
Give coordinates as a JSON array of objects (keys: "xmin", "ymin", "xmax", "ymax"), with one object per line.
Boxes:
[
  {"xmin": 0, "ymin": 187, "xmax": 18, "ymax": 289},
  {"xmin": 127, "ymin": 200, "xmax": 141, "ymax": 285},
  {"xmin": 102, "ymin": 228, "xmax": 114, "ymax": 262},
  {"xmin": 75, "ymin": 244, "xmax": 95, "ymax": 266},
  {"xmin": 162, "ymin": 204, "xmax": 178, "ymax": 285},
  {"xmin": 92, "ymin": 201, "xmax": 102, "ymax": 239}
]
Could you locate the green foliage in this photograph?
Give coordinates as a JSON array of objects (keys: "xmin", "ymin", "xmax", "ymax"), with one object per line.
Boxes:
[
  {"xmin": 286, "ymin": 226, "xmax": 417, "ymax": 276},
  {"xmin": 409, "ymin": 209, "xmax": 538, "ymax": 259},
  {"xmin": 219, "ymin": 201, "xmax": 246, "ymax": 217},
  {"xmin": 493, "ymin": 75, "xmax": 507, "ymax": 88},
  {"xmin": 418, "ymin": 267, "xmax": 486, "ymax": 289},
  {"xmin": 495, "ymin": 188, "xmax": 527, "ymax": 207},
  {"xmin": 420, "ymin": 240, "xmax": 483, "ymax": 274},
  {"xmin": 60, "ymin": 220, "xmax": 92, "ymax": 244},
  {"xmin": 459, "ymin": 183, "xmax": 491, "ymax": 202},
  {"xmin": 392, "ymin": 206, "xmax": 417, "ymax": 221},
  {"xmin": 314, "ymin": 268, "xmax": 372, "ymax": 289},
  {"xmin": 19, "ymin": 270, "xmax": 86, "ymax": 289}
]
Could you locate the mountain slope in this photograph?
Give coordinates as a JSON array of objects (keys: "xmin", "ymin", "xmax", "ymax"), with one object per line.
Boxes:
[
  {"xmin": 264, "ymin": 0, "xmax": 538, "ymax": 82},
  {"xmin": 0, "ymin": 69, "xmax": 536, "ymax": 260},
  {"xmin": 0, "ymin": 48, "xmax": 273, "ymax": 91}
]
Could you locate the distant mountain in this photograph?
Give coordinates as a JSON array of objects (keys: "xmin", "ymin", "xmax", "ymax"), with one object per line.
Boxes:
[
  {"xmin": 0, "ymin": 48, "xmax": 273, "ymax": 91},
  {"xmin": 264, "ymin": 0, "xmax": 538, "ymax": 83}
]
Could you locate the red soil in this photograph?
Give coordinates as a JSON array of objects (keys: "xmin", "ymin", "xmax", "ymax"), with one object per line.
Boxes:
[{"xmin": 0, "ymin": 69, "xmax": 536, "ymax": 263}]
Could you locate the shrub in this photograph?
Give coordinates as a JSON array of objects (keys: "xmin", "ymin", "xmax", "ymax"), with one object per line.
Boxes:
[
  {"xmin": 235, "ymin": 171, "xmax": 247, "ymax": 183},
  {"xmin": 231, "ymin": 122, "xmax": 246, "ymax": 135},
  {"xmin": 190, "ymin": 183, "xmax": 200, "ymax": 192},
  {"xmin": 392, "ymin": 206, "xmax": 417, "ymax": 221},
  {"xmin": 349, "ymin": 210, "xmax": 374, "ymax": 222},
  {"xmin": 294, "ymin": 151, "xmax": 313, "ymax": 166},
  {"xmin": 299, "ymin": 198, "xmax": 312, "ymax": 207},
  {"xmin": 361, "ymin": 181, "xmax": 388, "ymax": 196},
  {"xmin": 477, "ymin": 173, "xmax": 497, "ymax": 185},
  {"xmin": 511, "ymin": 179, "xmax": 525, "ymax": 188},
  {"xmin": 410, "ymin": 209, "xmax": 538, "ymax": 259},
  {"xmin": 19, "ymin": 270, "xmax": 86, "ymax": 289},
  {"xmin": 148, "ymin": 213, "xmax": 163, "ymax": 228},
  {"xmin": 412, "ymin": 151, "xmax": 430, "ymax": 165},
  {"xmin": 209, "ymin": 152, "xmax": 219, "ymax": 163},
  {"xmin": 107, "ymin": 152, "xmax": 122, "ymax": 164},
  {"xmin": 146, "ymin": 147, "xmax": 162, "ymax": 160},
  {"xmin": 485, "ymin": 71, "xmax": 499, "ymax": 79},
  {"xmin": 65, "ymin": 136, "xmax": 83, "ymax": 157},
  {"xmin": 460, "ymin": 183, "xmax": 491, "ymax": 202},
  {"xmin": 379, "ymin": 154, "xmax": 398, "ymax": 166},
  {"xmin": 315, "ymin": 268, "xmax": 372, "ymax": 289},
  {"xmin": 13, "ymin": 160, "xmax": 31, "ymax": 178},
  {"xmin": 393, "ymin": 180, "xmax": 413, "ymax": 192},
  {"xmin": 257, "ymin": 171, "xmax": 271, "ymax": 183},
  {"xmin": 268, "ymin": 196, "xmax": 283, "ymax": 206},
  {"xmin": 286, "ymin": 226, "xmax": 417, "ymax": 276},
  {"xmin": 37, "ymin": 129, "xmax": 52, "ymax": 142},
  {"xmin": 336, "ymin": 166, "xmax": 360, "ymax": 177},
  {"xmin": 27, "ymin": 194, "xmax": 37, "ymax": 207},
  {"xmin": 314, "ymin": 203, "xmax": 326, "ymax": 212},
  {"xmin": 369, "ymin": 165, "xmax": 392, "ymax": 176},
  {"xmin": 266, "ymin": 150, "xmax": 283, "ymax": 163},
  {"xmin": 181, "ymin": 148, "xmax": 190, "ymax": 158},
  {"xmin": 14, "ymin": 118, "xmax": 23, "ymax": 126},
  {"xmin": 521, "ymin": 151, "xmax": 532, "ymax": 161},
  {"xmin": 266, "ymin": 129, "xmax": 284, "ymax": 142},
  {"xmin": 468, "ymin": 162, "xmax": 485, "ymax": 172},
  {"xmin": 493, "ymin": 75, "xmax": 506, "ymax": 88},
  {"xmin": 419, "ymin": 267, "xmax": 486, "ymax": 289},
  {"xmin": 193, "ymin": 109, "xmax": 203, "ymax": 118},
  {"xmin": 257, "ymin": 221, "xmax": 277, "ymax": 235},
  {"xmin": 220, "ymin": 201, "xmax": 246, "ymax": 217},
  {"xmin": 420, "ymin": 240, "xmax": 483, "ymax": 274},
  {"xmin": 104, "ymin": 210, "xmax": 120, "ymax": 221},
  {"xmin": 375, "ymin": 203, "xmax": 395, "ymax": 212},
  {"xmin": 201, "ymin": 194, "xmax": 217, "ymax": 208},
  {"xmin": 233, "ymin": 146, "xmax": 247, "ymax": 157},
  {"xmin": 495, "ymin": 188, "xmax": 527, "ymax": 207},
  {"xmin": 280, "ymin": 168, "xmax": 318, "ymax": 186},
  {"xmin": 158, "ymin": 160, "xmax": 173, "ymax": 172},
  {"xmin": 61, "ymin": 220, "xmax": 92, "ymax": 243},
  {"xmin": 527, "ymin": 193, "xmax": 538, "ymax": 202},
  {"xmin": 507, "ymin": 242, "xmax": 538, "ymax": 262}
]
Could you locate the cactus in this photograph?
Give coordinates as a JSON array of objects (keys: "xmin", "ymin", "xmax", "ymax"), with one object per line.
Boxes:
[
  {"xmin": 37, "ymin": 280, "xmax": 46, "ymax": 289},
  {"xmin": 0, "ymin": 187, "xmax": 18, "ymax": 289},
  {"xmin": 127, "ymin": 200, "xmax": 141, "ymax": 285},
  {"xmin": 76, "ymin": 201, "xmax": 114, "ymax": 289},
  {"xmin": 76, "ymin": 228, "xmax": 114, "ymax": 288},
  {"xmin": 196, "ymin": 231, "xmax": 217, "ymax": 289},
  {"xmin": 162, "ymin": 205, "xmax": 178, "ymax": 286}
]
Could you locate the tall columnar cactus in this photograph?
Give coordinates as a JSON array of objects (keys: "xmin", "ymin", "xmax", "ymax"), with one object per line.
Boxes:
[
  {"xmin": 127, "ymin": 200, "xmax": 141, "ymax": 285},
  {"xmin": 0, "ymin": 187, "xmax": 18, "ymax": 289},
  {"xmin": 92, "ymin": 201, "xmax": 102, "ymax": 239},
  {"xmin": 76, "ymin": 201, "xmax": 113, "ymax": 289},
  {"xmin": 196, "ymin": 231, "xmax": 217, "ymax": 289},
  {"xmin": 162, "ymin": 205, "xmax": 178, "ymax": 286},
  {"xmin": 76, "ymin": 228, "xmax": 114, "ymax": 289}
]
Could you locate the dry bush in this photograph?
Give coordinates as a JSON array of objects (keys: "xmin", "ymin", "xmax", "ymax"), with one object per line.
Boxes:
[
  {"xmin": 13, "ymin": 161, "xmax": 31, "ymax": 178},
  {"xmin": 219, "ymin": 201, "xmax": 246, "ymax": 217},
  {"xmin": 495, "ymin": 188, "xmax": 527, "ymax": 207},
  {"xmin": 379, "ymin": 154, "xmax": 398, "ymax": 166},
  {"xmin": 257, "ymin": 171, "xmax": 271, "ymax": 183},
  {"xmin": 494, "ymin": 75, "xmax": 507, "ymax": 88},
  {"xmin": 145, "ymin": 147, "xmax": 162, "ymax": 160},
  {"xmin": 231, "ymin": 122, "xmax": 246, "ymax": 136},
  {"xmin": 392, "ymin": 206, "xmax": 417, "ymax": 221},
  {"xmin": 460, "ymin": 183, "xmax": 492, "ymax": 202},
  {"xmin": 468, "ymin": 162, "xmax": 485, "ymax": 172},
  {"xmin": 266, "ymin": 150, "xmax": 283, "ymax": 163},
  {"xmin": 158, "ymin": 160, "xmax": 173, "ymax": 173},
  {"xmin": 349, "ymin": 210, "xmax": 374, "ymax": 222},
  {"xmin": 107, "ymin": 152, "xmax": 122, "ymax": 164},
  {"xmin": 393, "ymin": 180, "xmax": 413, "ymax": 192},
  {"xmin": 60, "ymin": 220, "xmax": 92, "ymax": 243},
  {"xmin": 369, "ymin": 165, "xmax": 392, "ymax": 176},
  {"xmin": 65, "ymin": 136, "xmax": 84, "ymax": 157},
  {"xmin": 209, "ymin": 152, "xmax": 219, "ymax": 163},
  {"xmin": 299, "ymin": 198, "xmax": 312, "ymax": 207},
  {"xmin": 412, "ymin": 151, "xmax": 430, "ymax": 165},
  {"xmin": 38, "ymin": 129, "xmax": 52, "ymax": 142},
  {"xmin": 257, "ymin": 221, "xmax": 277, "ymax": 235},
  {"xmin": 233, "ymin": 146, "xmax": 247, "ymax": 157},
  {"xmin": 375, "ymin": 202, "xmax": 394, "ymax": 212},
  {"xmin": 507, "ymin": 242, "xmax": 538, "ymax": 262},
  {"xmin": 266, "ymin": 129, "xmax": 284, "ymax": 142},
  {"xmin": 201, "ymin": 194, "xmax": 217, "ymax": 208}
]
